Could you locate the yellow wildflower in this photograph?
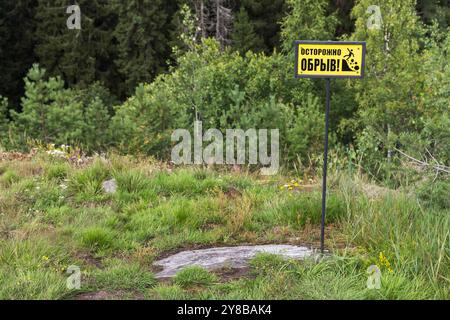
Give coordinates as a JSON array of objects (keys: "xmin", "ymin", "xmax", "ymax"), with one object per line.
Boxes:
[{"xmin": 378, "ymin": 252, "xmax": 394, "ymax": 273}]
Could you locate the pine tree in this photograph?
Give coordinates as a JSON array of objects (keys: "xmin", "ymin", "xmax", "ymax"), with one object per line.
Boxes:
[
  {"xmin": 232, "ymin": 7, "xmax": 264, "ymax": 54},
  {"xmin": 10, "ymin": 64, "xmax": 85, "ymax": 145},
  {"xmin": 10, "ymin": 64, "xmax": 113, "ymax": 151}
]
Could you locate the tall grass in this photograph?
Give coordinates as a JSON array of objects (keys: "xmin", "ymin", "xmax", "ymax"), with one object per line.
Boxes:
[{"xmin": 336, "ymin": 174, "xmax": 449, "ymax": 296}]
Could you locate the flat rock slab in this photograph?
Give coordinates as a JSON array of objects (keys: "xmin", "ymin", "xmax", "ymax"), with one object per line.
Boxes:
[{"xmin": 154, "ymin": 245, "xmax": 315, "ymax": 278}]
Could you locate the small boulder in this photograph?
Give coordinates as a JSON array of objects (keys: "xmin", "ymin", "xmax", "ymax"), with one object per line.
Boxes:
[{"xmin": 102, "ymin": 178, "xmax": 117, "ymax": 194}]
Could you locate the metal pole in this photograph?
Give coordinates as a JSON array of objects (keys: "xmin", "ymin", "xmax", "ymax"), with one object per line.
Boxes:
[{"xmin": 321, "ymin": 78, "xmax": 331, "ymax": 253}]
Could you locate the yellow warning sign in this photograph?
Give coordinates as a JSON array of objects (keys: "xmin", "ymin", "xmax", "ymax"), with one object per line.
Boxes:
[{"xmin": 295, "ymin": 41, "xmax": 366, "ymax": 78}]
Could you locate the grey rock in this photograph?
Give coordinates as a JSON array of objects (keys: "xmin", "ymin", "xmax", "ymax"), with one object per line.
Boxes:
[
  {"xmin": 102, "ymin": 178, "xmax": 117, "ymax": 194},
  {"xmin": 154, "ymin": 244, "xmax": 315, "ymax": 278}
]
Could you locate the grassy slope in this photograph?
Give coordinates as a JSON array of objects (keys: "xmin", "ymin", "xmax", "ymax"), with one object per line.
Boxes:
[{"xmin": 0, "ymin": 153, "xmax": 448, "ymax": 300}]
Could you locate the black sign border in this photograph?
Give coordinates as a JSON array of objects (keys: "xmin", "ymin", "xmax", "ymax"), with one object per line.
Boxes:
[{"xmin": 294, "ymin": 40, "xmax": 366, "ymax": 79}]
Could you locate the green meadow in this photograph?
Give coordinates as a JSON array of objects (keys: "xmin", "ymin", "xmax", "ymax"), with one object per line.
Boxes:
[{"xmin": 0, "ymin": 152, "xmax": 448, "ymax": 300}]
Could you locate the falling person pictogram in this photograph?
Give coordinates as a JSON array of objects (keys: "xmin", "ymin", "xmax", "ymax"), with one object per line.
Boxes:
[{"xmin": 342, "ymin": 49, "xmax": 360, "ymax": 72}]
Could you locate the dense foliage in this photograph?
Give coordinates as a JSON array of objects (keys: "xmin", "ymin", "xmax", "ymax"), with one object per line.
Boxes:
[{"xmin": 0, "ymin": 0, "xmax": 449, "ymax": 185}]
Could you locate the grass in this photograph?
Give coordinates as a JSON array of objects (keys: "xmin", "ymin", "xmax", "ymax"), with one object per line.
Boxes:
[
  {"xmin": 90, "ymin": 260, "xmax": 156, "ymax": 291},
  {"xmin": 0, "ymin": 152, "xmax": 448, "ymax": 300},
  {"xmin": 78, "ymin": 227, "xmax": 115, "ymax": 251},
  {"xmin": 173, "ymin": 266, "xmax": 218, "ymax": 288},
  {"xmin": 0, "ymin": 169, "xmax": 19, "ymax": 187}
]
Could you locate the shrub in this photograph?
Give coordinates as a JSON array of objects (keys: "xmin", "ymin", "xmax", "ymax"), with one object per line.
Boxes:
[{"xmin": 111, "ymin": 39, "xmax": 322, "ymax": 166}]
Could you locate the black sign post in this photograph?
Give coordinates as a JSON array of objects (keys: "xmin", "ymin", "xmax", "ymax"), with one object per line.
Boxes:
[
  {"xmin": 294, "ymin": 40, "xmax": 366, "ymax": 254},
  {"xmin": 320, "ymin": 78, "xmax": 331, "ymax": 253}
]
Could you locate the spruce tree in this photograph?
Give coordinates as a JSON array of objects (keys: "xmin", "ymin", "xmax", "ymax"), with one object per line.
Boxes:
[
  {"xmin": 417, "ymin": 0, "xmax": 449, "ymax": 28},
  {"xmin": 231, "ymin": 7, "xmax": 264, "ymax": 54},
  {"xmin": 0, "ymin": 96, "xmax": 9, "ymax": 144},
  {"xmin": 112, "ymin": 0, "xmax": 174, "ymax": 96},
  {"xmin": 34, "ymin": 0, "xmax": 120, "ymax": 95},
  {"xmin": 240, "ymin": 0, "xmax": 287, "ymax": 53},
  {"xmin": 0, "ymin": 0, "xmax": 38, "ymax": 109}
]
